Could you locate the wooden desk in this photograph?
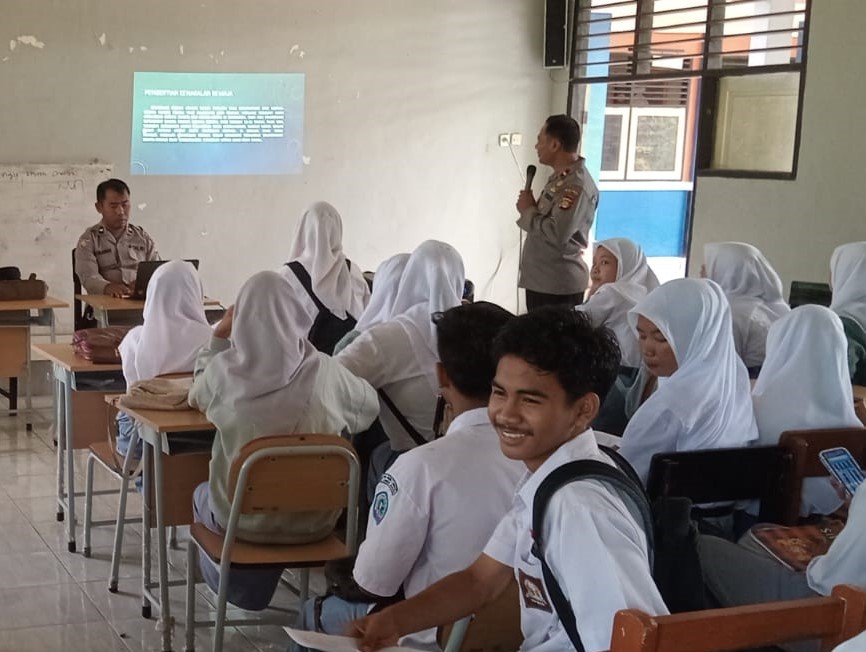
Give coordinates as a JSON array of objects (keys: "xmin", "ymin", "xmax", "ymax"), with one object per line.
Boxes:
[
  {"xmin": 76, "ymin": 294, "xmax": 222, "ymax": 327},
  {"xmin": 0, "ymin": 296, "xmax": 69, "ymax": 423},
  {"xmin": 117, "ymin": 401, "xmax": 214, "ymax": 650},
  {"xmin": 32, "ymin": 343, "xmax": 124, "ymax": 553},
  {"xmin": 854, "ymin": 385, "xmax": 865, "ymax": 401}
]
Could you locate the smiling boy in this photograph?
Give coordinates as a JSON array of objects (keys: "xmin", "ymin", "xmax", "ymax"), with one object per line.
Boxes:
[{"xmin": 350, "ymin": 307, "xmax": 667, "ymax": 652}]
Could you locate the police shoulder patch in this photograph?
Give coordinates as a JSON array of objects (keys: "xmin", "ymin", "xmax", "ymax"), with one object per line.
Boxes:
[{"xmin": 372, "ymin": 491, "xmax": 389, "ymax": 525}]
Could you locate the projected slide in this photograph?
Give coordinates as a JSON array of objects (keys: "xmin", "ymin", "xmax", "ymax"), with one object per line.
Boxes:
[{"xmin": 130, "ymin": 72, "xmax": 304, "ymax": 175}]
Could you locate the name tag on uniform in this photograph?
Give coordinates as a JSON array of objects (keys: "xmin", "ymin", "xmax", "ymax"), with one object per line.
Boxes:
[{"xmin": 95, "ymin": 248, "xmax": 112, "ymax": 256}]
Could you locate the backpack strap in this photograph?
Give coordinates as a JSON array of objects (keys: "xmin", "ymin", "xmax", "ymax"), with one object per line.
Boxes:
[
  {"xmin": 287, "ymin": 261, "xmax": 330, "ymax": 315},
  {"xmin": 378, "ymin": 389, "xmax": 428, "ymax": 447},
  {"xmin": 530, "ymin": 457, "xmax": 654, "ymax": 652}
]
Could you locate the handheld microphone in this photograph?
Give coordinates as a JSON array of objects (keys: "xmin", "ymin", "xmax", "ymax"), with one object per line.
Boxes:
[{"xmin": 524, "ymin": 165, "xmax": 537, "ymax": 191}]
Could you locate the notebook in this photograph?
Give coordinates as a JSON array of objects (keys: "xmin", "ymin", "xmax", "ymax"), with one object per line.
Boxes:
[{"xmin": 750, "ymin": 520, "xmax": 844, "ymax": 571}]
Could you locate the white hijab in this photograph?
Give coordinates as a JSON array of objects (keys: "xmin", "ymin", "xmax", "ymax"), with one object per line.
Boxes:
[
  {"xmin": 752, "ymin": 305, "xmax": 863, "ymax": 514},
  {"xmin": 704, "ymin": 242, "xmax": 789, "ymax": 318},
  {"xmin": 284, "ymin": 201, "xmax": 370, "ymax": 319},
  {"xmin": 391, "ymin": 240, "xmax": 465, "ymax": 393},
  {"xmin": 619, "ymin": 279, "xmax": 758, "ymax": 481},
  {"xmin": 830, "ymin": 241, "xmax": 866, "ymax": 329},
  {"xmin": 118, "ymin": 260, "xmax": 212, "ymax": 385},
  {"xmin": 199, "ymin": 271, "xmax": 321, "ymax": 435},
  {"xmin": 581, "ymin": 238, "xmax": 659, "ymax": 367},
  {"xmin": 355, "ymin": 253, "xmax": 410, "ymax": 332}
]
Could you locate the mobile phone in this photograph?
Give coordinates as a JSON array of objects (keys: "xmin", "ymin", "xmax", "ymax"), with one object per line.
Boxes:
[{"xmin": 819, "ymin": 447, "xmax": 865, "ymax": 498}]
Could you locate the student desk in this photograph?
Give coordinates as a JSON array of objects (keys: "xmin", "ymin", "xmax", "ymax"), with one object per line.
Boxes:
[
  {"xmin": 116, "ymin": 401, "xmax": 214, "ymax": 652},
  {"xmin": 854, "ymin": 385, "xmax": 865, "ymax": 401},
  {"xmin": 0, "ymin": 296, "xmax": 68, "ymax": 424},
  {"xmin": 76, "ymin": 294, "xmax": 223, "ymax": 327},
  {"xmin": 31, "ymin": 343, "xmax": 124, "ymax": 553}
]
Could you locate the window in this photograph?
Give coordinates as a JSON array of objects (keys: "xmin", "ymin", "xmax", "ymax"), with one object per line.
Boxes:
[{"xmin": 570, "ymin": 0, "xmax": 811, "ymax": 178}]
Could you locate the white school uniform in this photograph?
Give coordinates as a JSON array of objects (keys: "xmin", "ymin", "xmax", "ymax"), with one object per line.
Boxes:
[
  {"xmin": 830, "ymin": 242, "xmax": 866, "ymax": 329},
  {"xmin": 483, "ymin": 429, "xmax": 668, "ymax": 652},
  {"xmin": 619, "ymin": 279, "xmax": 759, "ymax": 483},
  {"xmin": 353, "ymin": 408, "xmax": 523, "ymax": 648},
  {"xmin": 277, "ymin": 201, "xmax": 370, "ymax": 321},
  {"xmin": 807, "ymin": 481, "xmax": 866, "ymax": 595},
  {"xmin": 752, "ymin": 305, "xmax": 864, "ymax": 515},
  {"xmin": 578, "ymin": 238, "xmax": 659, "ymax": 367},
  {"xmin": 832, "ymin": 630, "xmax": 866, "ymax": 652},
  {"xmin": 704, "ymin": 242, "xmax": 790, "ymax": 369},
  {"xmin": 336, "ymin": 240, "xmax": 465, "ymax": 450}
]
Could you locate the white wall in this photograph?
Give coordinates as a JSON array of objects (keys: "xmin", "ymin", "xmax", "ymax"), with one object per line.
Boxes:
[
  {"xmin": 690, "ymin": 0, "xmax": 866, "ymax": 290},
  {"xmin": 0, "ymin": 0, "xmax": 554, "ymax": 323}
]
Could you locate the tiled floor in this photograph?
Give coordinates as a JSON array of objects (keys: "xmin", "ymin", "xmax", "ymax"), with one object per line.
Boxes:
[{"xmin": 0, "ymin": 398, "xmax": 310, "ymax": 652}]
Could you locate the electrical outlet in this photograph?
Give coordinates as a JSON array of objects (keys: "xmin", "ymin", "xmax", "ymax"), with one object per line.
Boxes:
[
  {"xmin": 510, "ymin": 133, "xmax": 522, "ymax": 146},
  {"xmin": 498, "ymin": 134, "xmax": 510, "ymax": 147}
]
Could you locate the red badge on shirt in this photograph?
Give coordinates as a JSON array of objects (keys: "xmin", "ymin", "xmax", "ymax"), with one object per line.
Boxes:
[{"xmin": 518, "ymin": 569, "xmax": 552, "ymax": 612}]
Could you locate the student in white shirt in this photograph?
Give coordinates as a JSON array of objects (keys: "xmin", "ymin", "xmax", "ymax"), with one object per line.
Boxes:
[
  {"xmin": 578, "ymin": 237, "xmax": 659, "ymax": 368},
  {"xmin": 350, "ymin": 307, "xmax": 668, "ymax": 652},
  {"xmin": 700, "ymin": 481, "xmax": 866, "ymax": 652},
  {"xmin": 278, "ymin": 201, "xmax": 371, "ymax": 343},
  {"xmin": 188, "ymin": 271, "xmax": 379, "ymax": 611},
  {"xmin": 336, "ymin": 240, "xmax": 465, "ymax": 453},
  {"xmin": 292, "ymin": 302, "xmax": 523, "ymax": 651},
  {"xmin": 829, "ymin": 242, "xmax": 866, "ymax": 385},
  {"xmin": 115, "ymin": 260, "xmax": 212, "ymax": 457},
  {"xmin": 752, "ymin": 305, "xmax": 864, "ymax": 516},
  {"xmin": 334, "ymin": 253, "xmax": 410, "ymax": 354},
  {"xmin": 618, "ymin": 278, "xmax": 759, "ymax": 483},
  {"xmin": 702, "ymin": 242, "xmax": 790, "ymax": 374}
]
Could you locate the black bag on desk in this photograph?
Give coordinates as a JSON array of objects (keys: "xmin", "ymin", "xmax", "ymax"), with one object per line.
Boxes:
[{"xmin": 285, "ymin": 261, "xmax": 356, "ymax": 355}]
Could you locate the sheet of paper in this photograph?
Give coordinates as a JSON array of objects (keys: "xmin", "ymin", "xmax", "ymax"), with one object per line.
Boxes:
[{"xmin": 284, "ymin": 628, "xmax": 427, "ymax": 652}]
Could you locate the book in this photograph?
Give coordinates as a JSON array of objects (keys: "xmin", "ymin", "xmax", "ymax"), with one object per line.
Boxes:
[{"xmin": 750, "ymin": 520, "xmax": 845, "ymax": 571}]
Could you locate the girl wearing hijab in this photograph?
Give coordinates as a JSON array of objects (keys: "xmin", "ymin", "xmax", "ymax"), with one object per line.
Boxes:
[
  {"xmin": 829, "ymin": 242, "xmax": 866, "ymax": 384},
  {"xmin": 115, "ymin": 260, "xmax": 213, "ymax": 456},
  {"xmin": 618, "ymin": 278, "xmax": 759, "ymax": 483},
  {"xmin": 333, "ymin": 253, "xmax": 410, "ymax": 354},
  {"xmin": 336, "ymin": 240, "xmax": 465, "ymax": 453},
  {"xmin": 703, "ymin": 242, "xmax": 790, "ymax": 374},
  {"xmin": 188, "ymin": 271, "xmax": 379, "ymax": 611},
  {"xmin": 279, "ymin": 201, "xmax": 371, "ymax": 351},
  {"xmin": 578, "ymin": 237, "xmax": 659, "ymax": 368},
  {"xmin": 751, "ymin": 305, "xmax": 864, "ymax": 516}
]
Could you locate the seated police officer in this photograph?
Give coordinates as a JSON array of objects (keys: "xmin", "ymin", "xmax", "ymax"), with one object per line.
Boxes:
[{"xmin": 74, "ymin": 178, "xmax": 159, "ymax": 297}]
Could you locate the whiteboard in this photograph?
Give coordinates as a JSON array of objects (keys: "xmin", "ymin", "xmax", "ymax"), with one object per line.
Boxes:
[{"xmin": 0, "ymin": 163, "xmax": 113, "ymax": 335}]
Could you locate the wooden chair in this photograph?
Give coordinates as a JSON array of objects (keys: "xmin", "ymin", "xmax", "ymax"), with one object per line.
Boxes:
[
  {"xmin": 779, "ymin": 427, "xmax": 866, "ymax": 525},
  {"xmin": 609, "ymin": 584, "xmax": 866, "ymax": 652},
  {"xmin": 184, "ymin": 434, "xmax": 361, "ymax": 652},
  {"xmin": 439, "ymin": 580, "xmax": 522, "ymax": 652},
  {"xmin": 646, "ymin": 446, "xmax": 794, "ymax": 523}
]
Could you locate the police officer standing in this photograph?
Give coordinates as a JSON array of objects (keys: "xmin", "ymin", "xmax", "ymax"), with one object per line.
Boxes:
[
  {"xmin": 74, "ymin": 178, "xmax": 159, "ymax": 297},
  {"xmin": 516, "ymin": 114, "xmax": 598, "ymax": 311}
]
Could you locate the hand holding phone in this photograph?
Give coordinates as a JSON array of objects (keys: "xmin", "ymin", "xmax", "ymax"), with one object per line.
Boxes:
[{"xmin": 819, "ymin": 447, "xmax": 865, "ymax": 498}]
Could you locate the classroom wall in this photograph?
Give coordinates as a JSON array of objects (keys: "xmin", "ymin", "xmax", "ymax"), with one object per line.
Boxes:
[
  {"xmin": 689, "ymin": 0, "xmax": 866, "ymax": 291},
  {"xmin": 0, "ymin": 0, "xmax": 554, "ymax": 321}
]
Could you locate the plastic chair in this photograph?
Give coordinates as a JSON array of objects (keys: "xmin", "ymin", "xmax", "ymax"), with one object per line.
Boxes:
[
  {"xmin": 779, "ymin": 427, "xmax": 866, "ymax": 524},
  {"xmin": 184, "ymin": 434, "xmax": 361, "ymax": 652},
  {"xmin": 646, "ymin": 445, "xmax": 794, "ymax": 524},
  {"xmin": 609, "ymin": 584, "xmax": 866, "ymax": 652}
]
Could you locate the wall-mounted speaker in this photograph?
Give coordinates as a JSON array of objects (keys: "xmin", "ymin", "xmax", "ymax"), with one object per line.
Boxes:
[{"xmin": 544, "ymin": 0, "xmax": 568, "ymax": 69}]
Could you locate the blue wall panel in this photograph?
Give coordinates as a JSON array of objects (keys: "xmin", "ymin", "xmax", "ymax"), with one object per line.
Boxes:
[{"xmin": 595, "ymin": 189, "xmax": 690, "ymax": 257}]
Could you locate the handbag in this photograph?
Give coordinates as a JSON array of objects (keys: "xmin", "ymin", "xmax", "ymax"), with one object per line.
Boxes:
[
  {"xmin": 0, "ymin": 273, "xmax": 48, "ymax": 301},
  {"xmin": 72, "ymin": 326, "xmax": 133, "ymax": 364}
]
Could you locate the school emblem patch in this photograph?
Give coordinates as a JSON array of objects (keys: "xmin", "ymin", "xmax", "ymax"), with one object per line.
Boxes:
[
  {"xmin": 372, "ymin": 491, "xmax": 389, "ymax": 525},
  {"xmin": 518, "ymin": 569, "xmax": 552, "ymax": 612}
]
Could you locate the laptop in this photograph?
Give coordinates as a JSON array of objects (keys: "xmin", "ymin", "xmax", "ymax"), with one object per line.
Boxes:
[{"xmin": 130, "ymin": 259, "xmax": 199, "ymax": 300}]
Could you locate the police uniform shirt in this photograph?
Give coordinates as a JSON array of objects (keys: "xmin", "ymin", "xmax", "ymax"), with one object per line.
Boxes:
[
  {"xmin": 517, "ymin": 159, "xmax": 599, "ymax": 295},
  {"xmin": 74, "ymin": 222, "xmax": 159, "ymax": 294},
  {"xmin": 483, "ymin": 429, "xmax": 668, "ymax": 652},
  {"xmin": 353, "ymin": 407, "xmax": 524, "ymax": 647},
  {"xmin": 335, "ymin": 320, "xmax": 438, "ymax": 451}
]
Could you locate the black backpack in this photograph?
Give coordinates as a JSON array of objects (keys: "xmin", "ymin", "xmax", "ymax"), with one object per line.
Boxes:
[
  {"xmin": 530, "ymin": 446, "xmax": 706, "ymax": 652},
  {"xmin": 286, "ymin": 261, "xmax": 357, "ymax": 355}
]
